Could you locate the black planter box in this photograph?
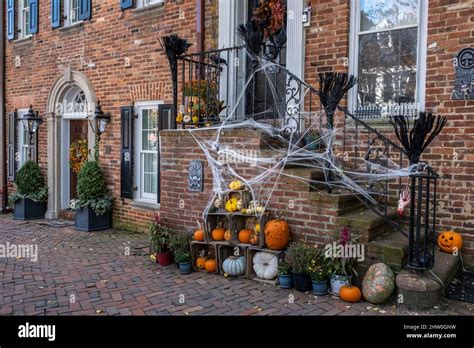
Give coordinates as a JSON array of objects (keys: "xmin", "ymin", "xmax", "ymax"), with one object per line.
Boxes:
[
  {"xmin": 14, "ymin": 198, "xmax": 46, "ymax": 221},
  {"xmin": 74, "ymin": 206, "xmax": 111, "ymax": 232}
]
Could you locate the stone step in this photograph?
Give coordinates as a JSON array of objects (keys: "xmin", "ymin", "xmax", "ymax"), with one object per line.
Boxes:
[
  {"xmin": 58, "ymin": 209, "xmax": 75, "ymax": 221},
  {"xmin": 339, "ymin": 206, "xmax": 398, "ymax": 243},
  {"xmin": 396, "ymin": 250, "xmax": 461, "ymax": 310},
  {"xmin": 366, "ymin": 229, "xmax": 410, "ymax": 271}
]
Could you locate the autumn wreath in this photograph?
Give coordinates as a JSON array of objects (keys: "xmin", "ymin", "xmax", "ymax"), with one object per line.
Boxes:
[{"xmin": 69, "ymin": 139, "xmax": 89, "ymax": 174}]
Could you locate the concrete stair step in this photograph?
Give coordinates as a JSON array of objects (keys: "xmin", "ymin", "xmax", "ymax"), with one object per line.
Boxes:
[
  {"xmin": 339, "ymin": 206, "xmax": 398, "ymax": 243},
  {"xmin": 367, "ymin": 229, "xmax": 410, "ymax": 271},
  {"xmin": 396, "ymin": 250, "xmax": 461, "ymax": 310}
]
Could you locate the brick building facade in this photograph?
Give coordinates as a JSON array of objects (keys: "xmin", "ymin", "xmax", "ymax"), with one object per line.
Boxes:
[{"xmin": 1, "ymin": 0, "xmax": 473, "ymax": 263}]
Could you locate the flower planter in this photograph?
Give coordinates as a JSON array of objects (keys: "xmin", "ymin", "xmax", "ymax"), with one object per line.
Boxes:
[
  {"xmin": 157, "ymin": 251, "xmax": 173, "ymax": 266},
  {"xmin": 179, "ymin": 262, "xmax": 193, "ymax": 274},
  {"xmin": 278, "ymin": 274, "xmax": 293, "ymax": 289},
  {"xmin": 14, "ymin": 198, "xmax": 46, "ymax": 221},
  {"xmin": 74, "ymin": 206, "xmax": 111, "ymax": 232},
  {"xmin": 292, "ymin": 272, "xmax": 312, "ymax": 292},
  {"xmin": 330, "ymin": 274, "xmax": 351, "ymax": 296},
  {"xmin": 312, "ymin": 280, "xmax": 328, "ymax": 295}
]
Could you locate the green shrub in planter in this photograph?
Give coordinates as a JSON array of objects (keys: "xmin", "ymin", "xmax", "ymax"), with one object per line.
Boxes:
[
  {"xmin": 10, "ymin": 161, "xmax": 48, "ymax": 204},
  {"xmin": 10, "ymin": 161, "xmax": 48, "ymax": 221},
  {"xmin": 71, "ymin": 161, "xmax": 112, "ymax": 231}
]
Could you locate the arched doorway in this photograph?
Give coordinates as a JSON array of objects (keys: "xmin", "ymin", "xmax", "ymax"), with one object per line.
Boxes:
[{"xmin": 45, "ymin": 69, "xmax": 96, "ymax": 219}]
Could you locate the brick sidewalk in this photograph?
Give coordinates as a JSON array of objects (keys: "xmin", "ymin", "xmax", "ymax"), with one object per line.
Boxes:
[{"xmin": 0, "ymin": 215, "xmax": 472, "ymax": 316}]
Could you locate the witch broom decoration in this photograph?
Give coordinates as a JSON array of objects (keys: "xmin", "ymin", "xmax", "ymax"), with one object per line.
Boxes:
[
  {"xmin": 389, "ymin": 112, "xmax": 447, "ymax": 165},
  {"xmin": 160, "ymin": 35, "xmax": 192, "ymax": 123},
  {"xmin": 317, "ymin": 72, "xmax": 358, "ymax": 192}
]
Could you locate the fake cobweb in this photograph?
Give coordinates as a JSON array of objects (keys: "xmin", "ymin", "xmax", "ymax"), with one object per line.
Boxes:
[{"xmin": 183, "ymin": 53, "xmax": 423, "ymax": 222}]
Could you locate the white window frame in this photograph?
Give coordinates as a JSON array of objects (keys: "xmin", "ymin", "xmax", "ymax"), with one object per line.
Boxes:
[
  {"xmin": 18, "ymin": 0, "xmax": 31, "ymax": 39},
  {"xmin": 64, "ymin": 0, "xmax": 81, "ymax": 27},
  {"xmin": 134, "ymin": 101, "xmax": 163, "ymax": 203},
  {"xmin": 137, "ymin": 0, "xmax": 164, "ymax": 8},
  {"xmin": 17, "ymin": 109, "xmax": 30, "ymax": 169},
  {"xmin": 348, "ymin": 0, "xmax": 428, "ymax": 115}
]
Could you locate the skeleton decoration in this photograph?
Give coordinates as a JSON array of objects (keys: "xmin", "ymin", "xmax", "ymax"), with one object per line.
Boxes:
[
  {"xmin": 397, "ymin": 186, "xmax": 411, "ymax": 218},
  {"xmin": 451, "ymin": 48, "xmax": 474, "ymax": 100}
]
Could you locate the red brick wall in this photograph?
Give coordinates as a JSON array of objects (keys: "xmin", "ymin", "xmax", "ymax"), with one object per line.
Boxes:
[
  {"xmin": 4, "ymin": 0, "xmax": 218, "ymax": 227},
  {"xmin": 423, "ymin": 0, "xmax": 474, "ymax": 260},
  {"xmin": 158, "ymin": 129, "xmax": 342, "ymax": 246}
]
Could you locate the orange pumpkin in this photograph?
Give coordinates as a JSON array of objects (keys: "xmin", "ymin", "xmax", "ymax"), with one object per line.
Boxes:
[
  {"xmin": 194, "ymin": 219, "xmax": 205, "ymax": 241},
  {"xmin": 212, "ymin": 225, "xmax": 226, "ymax": 241},
  {"xmin": 340, "ymin": 285, "xmax": 362, "ymax": 303},
  {"xmin": 196, "ymin": 257, "xmax": 207, "ymax": 270},
  {"xmin": 438, "ymin": 230, "xmax": 463, "ymax": 253},
  {"xmin": 205, "ymin": 258, "xmax": 217, "ymax": 273},
  {"xmin": 224, "ymin": 230, "xmax": 232, "ymax": 242},
  {"xmin": 264, "ymin": 216, "xmax": 290, "ymax": 250},
  {"xmin": 238, "ymin": 229, "xmax": 253, "ymax": 244}
]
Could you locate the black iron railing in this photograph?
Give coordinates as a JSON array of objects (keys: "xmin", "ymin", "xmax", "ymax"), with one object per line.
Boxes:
[
  {"xmin": 340, "ymin": 106, "xmax": 438, "ymax": 269},
  {"xmin": 175, "ymin": 45, "xmax": 319, "ymax": 140}
]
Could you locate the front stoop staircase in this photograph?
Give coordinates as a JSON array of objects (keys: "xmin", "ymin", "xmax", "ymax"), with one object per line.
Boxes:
[{"xmin": 287, "ymin": 164, "xmax": 459, "ymax": 310}]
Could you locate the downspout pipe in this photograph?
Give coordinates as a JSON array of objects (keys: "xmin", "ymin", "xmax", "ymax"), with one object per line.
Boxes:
[
  {"xmin": 0, "ymin": 1, "xmax": 8, "ymax": 214},
  {"xmin": 196, "ymin": 0, "xmax": 205, "ymax": 54}
]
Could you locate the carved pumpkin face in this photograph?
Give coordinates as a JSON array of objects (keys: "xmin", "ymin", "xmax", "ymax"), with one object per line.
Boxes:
[{"xmin": 437, "ymin": 230, "xmax": 463, "ymax": 253}]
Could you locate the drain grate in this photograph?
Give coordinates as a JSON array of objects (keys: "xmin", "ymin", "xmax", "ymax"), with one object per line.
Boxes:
[{"xmin": 445, "ymin": 270, "xmax": 474, "ymax": 304}]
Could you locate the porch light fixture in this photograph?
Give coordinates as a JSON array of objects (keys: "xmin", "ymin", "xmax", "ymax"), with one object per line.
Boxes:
[
  {"xmin": 19, "ymin": 105, "xmax": 43, "ymax": 144},
  {"xmin": 88, "ymin": 101, "xmax": 111, "ymax": 140}
]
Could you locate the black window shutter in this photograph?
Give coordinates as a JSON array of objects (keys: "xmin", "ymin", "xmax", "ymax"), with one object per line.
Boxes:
[
  {"xmin": 157, "ymin": 104, "xmax": 174, "ymax": 203},
  {"xmin": 120, "ymin": 106, "xmax": 134, "ymax": 199},
  {"xmin": 7, "ymin": 112, "xmax": 18, "ymax": 181},
  {"xmin": 159, "ymin": 104, "xmax": 175, "ymax": 131},
  {"xmin": 120, "ymin": 0, "xmax": 134, "ymax": 10},
  {"xmin": 79, "ymin": 0, "xmax": 91, "ymax": 21}
]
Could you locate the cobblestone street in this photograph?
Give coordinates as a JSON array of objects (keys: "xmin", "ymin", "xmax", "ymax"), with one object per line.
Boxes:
[{"xmin": 0, "ymin": 215, "xmax": 472, "ymax": 316}]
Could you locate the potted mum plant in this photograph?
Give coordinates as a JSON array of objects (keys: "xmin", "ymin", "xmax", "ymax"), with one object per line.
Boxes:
[
  {"xmin": 324, "ymin": 226, "xmax": 358, "ymax": 296},
  {"xmin": 277, "ymin": 260, "xmax": 293, "ymax": 289},
  {"xmin": 175, "ymin": 250, "xmax": 192, "ymax": 274},
  {"xmin": 309, "ymin": 263, "xmax": 328, "ymax": 296},
  {"xmin": 10, "ymin": 161, "xmax": 48, "ymax": 220},
  {"xmin": 285, "ymin": 241, "xmax": 313, "ymax": 292},
  {"xmin": 70, "ymin": 161, "xmax": 113, "ymax": 231},
  {"xmin": 149, "ymin": 214, "xmax": 174, "ymax": 266},
  {"xmin": 170, "ymin": 230, "xmax": 193, "ymax": 274}
]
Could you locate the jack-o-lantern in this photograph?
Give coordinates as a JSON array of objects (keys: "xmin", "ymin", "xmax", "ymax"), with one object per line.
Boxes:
[{"xmin": 437, "ymin": 230, "xmax": 463, "ymax": 253}]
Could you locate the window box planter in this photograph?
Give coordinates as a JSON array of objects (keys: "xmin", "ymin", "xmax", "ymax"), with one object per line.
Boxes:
[
  {"xmin": 14, "ymin": 198, "xmax": 46, "ymax": 221},
  {"xmin": 74, "ymin": 206, "xmax": 111, "ymax": 232}
]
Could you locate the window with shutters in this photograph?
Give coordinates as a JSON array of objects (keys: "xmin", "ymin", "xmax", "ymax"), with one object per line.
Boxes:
[
  {"xmin": 65, "ymin": 0, "xmax": 81, "ymax": 26},
  {"xmin": 18, "ymin": 0, "xmax": 31, "ymax": 39},
  {"xmin": 137, "ymin": 0, "xmax": 164, "ymax": 8},
  {"xmin": 349, "ymin": 0, "xmax": 427, "ymax": 118},
  {"xmin": 134, "ymin": 102, "xmax": 162, "ymax": 202},
  {"xmin": 17, "ymin": 109, "xmax": 30, "ymax": 168}
]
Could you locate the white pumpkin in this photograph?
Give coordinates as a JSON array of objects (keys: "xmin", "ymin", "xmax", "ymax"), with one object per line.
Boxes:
[
  {"xmin": 222, "ymin": 256, "xmax": 246, "ymax": 276},
  {"xmin": 253, "ymin": 252, "xmax": 278, "ymax": 280}
]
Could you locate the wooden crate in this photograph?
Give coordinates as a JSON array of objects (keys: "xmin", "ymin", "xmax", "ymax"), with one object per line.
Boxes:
[
  {"xmin": 217, "ymin": 243, "xmax": 249, "ymax": 276},
  {"xmin": 205, "ymin": 214, "xmax": 230, "ymax": 242},
  {"xmin": 190, "ymin": 241, "xmax": 219, "ymax": 274},
  {"xmin": 246, "ymin": 246, "xmax": 285, "ymax": 285}
]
